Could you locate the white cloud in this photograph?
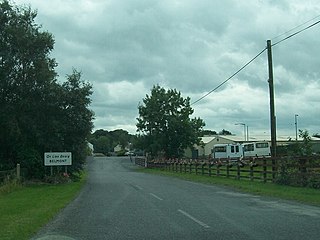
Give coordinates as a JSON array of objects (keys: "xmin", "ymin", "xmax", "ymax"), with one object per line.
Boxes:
[{"xmin": 14, "ymin": 0, "xmax": 320, "ymax": 136}]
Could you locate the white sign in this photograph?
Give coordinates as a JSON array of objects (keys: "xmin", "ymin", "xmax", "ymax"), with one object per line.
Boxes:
[{"xmin": 44, "ymin": 152, "xmax": 72, "ymax": 166}]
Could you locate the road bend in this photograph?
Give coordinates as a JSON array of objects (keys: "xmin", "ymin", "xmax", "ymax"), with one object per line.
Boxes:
[{"xmin": 32, "ymin": 156, "xmax": 320, "ymax": 240}]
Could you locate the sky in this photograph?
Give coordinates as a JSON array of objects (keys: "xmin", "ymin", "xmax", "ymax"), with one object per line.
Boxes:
[{"xmin": 14, "ymin": 0, "xmax": 320, "ymax": 138}]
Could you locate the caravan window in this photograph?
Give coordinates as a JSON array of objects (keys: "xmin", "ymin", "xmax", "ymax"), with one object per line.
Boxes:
[
  {"xmin": 231, "ymin": 145, "xmax": 239, "ymax": 153},
  {"xmin": 214, "ymin": 146, "xmax": 226, "ymax": 152},
  {"xmin": 256, "ymin": 143, "xmax": 269, "ymax": 148},
  {"xmin": 244, "ymin": 143, "xmax": 254, "ymax": 152}
]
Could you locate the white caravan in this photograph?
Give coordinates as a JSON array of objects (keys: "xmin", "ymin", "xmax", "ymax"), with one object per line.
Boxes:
[
  {"xmin": 212, "ymin": 143, "xmax": 243, "ymax": 159},
  {"xmin": 242, "ymin": 142, "xmax": 271, "ymax": 158}
]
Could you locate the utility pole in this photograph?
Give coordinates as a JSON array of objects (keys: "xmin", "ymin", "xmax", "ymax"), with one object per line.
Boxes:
[{"xmin": 267, "ymin": 40, "xmax": 277, "ymax": 158}]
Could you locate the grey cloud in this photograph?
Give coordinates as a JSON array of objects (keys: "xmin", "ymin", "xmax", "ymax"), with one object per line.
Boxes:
[{"xmin": 15, "ymin": 0, "xmax": 320, "ymax": 135}]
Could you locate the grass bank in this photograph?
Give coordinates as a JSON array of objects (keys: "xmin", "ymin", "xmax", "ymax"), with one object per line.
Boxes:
[
  {"xmin": 140, "ymin": 168, "xmax": 320, "ymax": 206},
  {"xmin": 0, "ymin": 172, "xmax": 87, "ymax": 240}
]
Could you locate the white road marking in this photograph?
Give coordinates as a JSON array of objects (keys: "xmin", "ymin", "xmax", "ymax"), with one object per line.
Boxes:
[
  {"xmin": 135, "ymin": 185, "xmax": 143, "ymax": 190},
  {"xmin": 125, "ymin": 182, "xmax": 143, "ymax": 190},
  {"xmin": 178, "ymin": 209, "xmax": 210, "ymax": 228},
  {"xmin": 149, "ymin": 193, "xmax": 163, "ymax": 201}
]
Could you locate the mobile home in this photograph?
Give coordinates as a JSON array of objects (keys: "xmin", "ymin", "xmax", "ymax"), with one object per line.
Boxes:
[
  {"xmin": 242, "ymin": 142, "xmax": 270, "ymax": 158},
  {"xmin": 212, "ymin": 143, "xmax": 243, "ymax": 159}
]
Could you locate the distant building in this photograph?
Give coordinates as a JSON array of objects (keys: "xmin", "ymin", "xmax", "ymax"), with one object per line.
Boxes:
[{"xmin": 113, "ymin": 144, "xmax": 122, "ymax": 153}]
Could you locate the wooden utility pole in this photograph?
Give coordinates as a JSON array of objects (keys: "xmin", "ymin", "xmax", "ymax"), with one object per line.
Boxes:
[{"xmin": 267, "ymin": 40, "xmax": 277, "ymax": 157}]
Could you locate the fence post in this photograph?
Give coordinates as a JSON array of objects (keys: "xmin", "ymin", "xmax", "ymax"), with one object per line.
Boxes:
[
  {"xmin": 189, "ymin": 163, "xmax": 192, "ymax": 174},
  {"xmin": 226, "ymin": 160, "xmax": 230, "ymax": 178},
  {"xmin": 216, "ymin": 164, "xmax": 220, "ymax": 176},
  {"xmin": 237, "ymin": 160, "xmax": 240, "ymax": 180},
  {"xmin": 250, "ymin": 163, "xmax": 253, "ymax": 181},
  {"xmin": 263, "ymin": 157, "xmax": 267, "ymax": 183},
  {"xmin": 16, "ymin": 163, "xmax": 21, "ymax": 180},
  {"xmin": 184, "ymin": 163, "xmax": 186, "ymax": 173},
  {"xmin": 208, "ymin": 163, "xmax": 211, "ymax": 177},
  {"xmin": 195, "ymin": 163, "xmax": 198, "ymax": 175},
  {"xmin": 201, "ymin": 163, "xmax": 204, "ymax": 175},
  {"xmin": 272, "ymin": 157, "xmax": 277, "ymax": 181}
]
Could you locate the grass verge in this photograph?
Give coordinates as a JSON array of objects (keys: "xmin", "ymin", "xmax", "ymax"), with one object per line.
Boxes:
[
  {"xmin": 139, "ymin": 168, "xmax": 320, "ymax": 206},
  {"xmin": 0, "ymin": 172, "xmax": 87, "ymax": 240}
]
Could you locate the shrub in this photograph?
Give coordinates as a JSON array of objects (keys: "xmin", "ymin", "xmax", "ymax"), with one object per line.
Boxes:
[{"xmin": 0, "ymin": 178, "xmax": 22, "ymax": 195}]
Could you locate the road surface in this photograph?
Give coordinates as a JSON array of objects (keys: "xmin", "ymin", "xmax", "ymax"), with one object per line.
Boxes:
[{"xmin": 32, "ymin": 156, "xmax": 320, "ymax": 240}]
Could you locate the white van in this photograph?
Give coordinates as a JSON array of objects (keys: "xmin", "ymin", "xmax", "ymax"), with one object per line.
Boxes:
[
  {"xmin": 212, "ymin": 143, "xmax": 243, "ymax": 159},
  {"xmin": 242, "ymin": 142, "xmax": 271, "ymax": 158}
]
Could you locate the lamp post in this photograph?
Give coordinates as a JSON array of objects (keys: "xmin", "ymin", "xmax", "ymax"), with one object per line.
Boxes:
[
  {"xmin": 235, "ymin": 123, "xmax": 246, "ymax": 141},
  {"xmin": 295, "ymin": 114, "xmax": 298, "ymax": 141},
  {"xmin": 246, "ymin": 125, "xmax": 249, "ymax": 141}
]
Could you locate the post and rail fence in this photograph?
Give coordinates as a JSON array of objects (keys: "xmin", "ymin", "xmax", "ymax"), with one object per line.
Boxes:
[
  {"xmin": 0, "ymin": 164, "xmax": 26, "ymax": 183},
  {"xmin": 134, "ymin": 156, "xmax": 320, "ymax": 185}
]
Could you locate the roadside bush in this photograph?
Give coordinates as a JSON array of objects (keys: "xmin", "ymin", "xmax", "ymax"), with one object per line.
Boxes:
[
  {"xmin": 275, "ymin": 156, "xmax": 320, "ymax": 189},
  {"xmin": 307, "ymin": 173, "xmax": 320, "ymax": 189},
  {"xmin": 44, "ymin": 172, "xmax": 71, "ymax": 184},
  {"xmin": 0, "ymin": 178, "xmax": 22, "ymax": 195},
  {"xmin": 18, "ymin": 147, "xmax": 45, "ymax": 179}
]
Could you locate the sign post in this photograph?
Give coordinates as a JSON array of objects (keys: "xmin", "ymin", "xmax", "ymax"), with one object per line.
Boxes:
[{"xmin": 44, "ymin": 152, "xmax": 72, "ymax": 176}]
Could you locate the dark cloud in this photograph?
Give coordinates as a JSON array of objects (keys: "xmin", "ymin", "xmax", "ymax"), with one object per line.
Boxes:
[{"xmin": 15, "ymin": 0, "xmax": 320, "ymax": 135}]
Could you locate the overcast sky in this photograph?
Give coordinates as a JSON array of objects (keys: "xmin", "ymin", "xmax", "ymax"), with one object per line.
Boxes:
[{"xmin": 15, "ymin": 0, "xmax": 320, "ymax": 138}]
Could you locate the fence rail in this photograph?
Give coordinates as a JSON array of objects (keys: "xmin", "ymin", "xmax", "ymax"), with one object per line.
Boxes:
[
  {"xmin": 135, "ymin": 156, "xmax": 320, "ymax": 184},
  {"xmin": 0, "ymin": 169, "xmax": 16, "ymax": 183},
  {"xmin": 0, "ymin": 164, "xmax": 25, "ymax": 183}
]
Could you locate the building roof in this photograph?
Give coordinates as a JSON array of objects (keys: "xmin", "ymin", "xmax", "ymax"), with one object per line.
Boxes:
[{"xmin": 200, "ymin": 135, "xmax": 320, "ymax": 144}]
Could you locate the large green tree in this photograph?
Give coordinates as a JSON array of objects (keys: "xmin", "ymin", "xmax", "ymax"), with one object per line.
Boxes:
[
  {"xmin": 136, "ymin": 85, "xmax": 205, "ymax": 158},
  {"xmin": 0, "ymin": 1, "xmax": 93, "ymax": 177}
]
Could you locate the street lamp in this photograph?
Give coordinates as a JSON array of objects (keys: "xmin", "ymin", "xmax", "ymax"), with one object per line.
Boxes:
[
  {"xmin": 235, "ymin": 123, "xmax": 246, "ymax": 141},
  {"xmin": 295, "ymin": 114, "xmax": 298, "ymax": 141}
]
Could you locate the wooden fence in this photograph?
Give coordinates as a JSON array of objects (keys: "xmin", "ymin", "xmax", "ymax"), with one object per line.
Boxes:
[
  {"xmin": 0, "ymin": 164, "xmax": 24, "ymax": 183},
  {"xmin": 135, "ymin": 156, "xmax": 320, "ymax": 184}
]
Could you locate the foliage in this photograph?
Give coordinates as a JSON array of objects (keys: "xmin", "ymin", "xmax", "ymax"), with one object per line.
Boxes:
[
  {"xmin": 0, "ymin": 178, "xmax": 22, "ymax": 195},
  {"xmin": 275, "ymin": 156, "xmax": 320, "ymax": 189},
  {"xmin": 89, "ymin": 129, "xmax": 137, "ymax": 155},
  {"xmin": 275, "ymin": 130, "xmax": 320, "ymax": 189},
  {"xmin": 219, "ymin": 129, "xmax": 232, "ymax": 135},
  {"xmin": 136, "ymin": 85, "xmax": 205, "ymax": 158},
  {"xmin": 201, "ymin": 130, "xmax": 217, "ymax": 136},
  {"xmin": 0, "ymin": 1, "xmax": 94, "ymax": 178}
]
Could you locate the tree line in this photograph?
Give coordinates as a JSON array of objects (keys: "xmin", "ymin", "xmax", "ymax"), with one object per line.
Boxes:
[
  {"xmin": 89, "ymin": 129, "xmax": 137, "ymax": 155},
  {"xmin": 0, "ymin": 1, "xmax": 94, "ymax": 178}
]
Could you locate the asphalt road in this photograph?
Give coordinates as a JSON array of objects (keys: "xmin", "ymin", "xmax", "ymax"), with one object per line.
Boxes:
[{"xmin": 32, "ymin": 157, "xmax": 320, "ymax": 240}]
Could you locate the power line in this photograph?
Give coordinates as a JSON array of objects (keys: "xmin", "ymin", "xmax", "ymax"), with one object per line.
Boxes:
[
  {"xmin": 191, "ymin": 47, "xmax": 267, "ymax": 105},
  {"xmin": 272, "ymin": 20, "xmax": 320, "ymax": 46},
  {"xmin": 191, "ymin": 17, "xmax": 320, "ymax": 106},
  {"xmin": 271, "ymin": 14, "xmax": 320, "ymax": 41}
]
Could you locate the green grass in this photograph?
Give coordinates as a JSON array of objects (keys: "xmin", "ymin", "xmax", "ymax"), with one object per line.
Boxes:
[
  {"xmin": 139, "ymin": 168, "xmax": 320, "ymax": 206},
  {"xmin": 0, "ymin": 172, "xmax": 87, "ymax": 240}
]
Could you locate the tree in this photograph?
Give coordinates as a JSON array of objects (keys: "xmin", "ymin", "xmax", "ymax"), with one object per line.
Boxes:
[
  {"xmin": 219, "ymin": 129, "xmax": 232, "ymax": 135},
  {"xmin": 0, "ymin": 0, "xmax": 57, "ymax": 172},
  {"xmin": 59, "ymin": 70, "xmax": 94, "ymax": 172},
  {"xmin": 201, "ymin": 130, "xmax": 217, "ymax": 136},
  {"xmin": 0, "ymin": 1, "xmax": 94, "ymax": 178},
  {"xmin": 89, "ymin": 129, "xmax": 137, "ymax": 154},
  {"xmin": 136, "ymin": 85, "xmax": 205, "ymax": 158}
]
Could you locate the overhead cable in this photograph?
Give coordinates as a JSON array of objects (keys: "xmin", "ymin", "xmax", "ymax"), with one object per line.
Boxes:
[
  {"xmin": 271, "ymin": 14, "xmax": 320, "ymax": 41},
  {"xmin": 272, "ymin": 20, "xmax": 320, "ymax": 46},
  {"xmin": 191, "ymin": 47, "xmax": 267, "ymax": 105}
]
